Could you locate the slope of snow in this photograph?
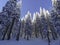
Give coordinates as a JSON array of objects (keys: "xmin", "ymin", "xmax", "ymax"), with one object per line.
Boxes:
[{"xmin": 0, "ymin": 38, "xmax": 60, "ymax": 45}]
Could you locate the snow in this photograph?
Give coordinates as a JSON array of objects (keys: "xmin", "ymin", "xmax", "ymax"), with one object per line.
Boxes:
[{"xmin": 0, "ymin": 38, "xmax": 60, "ymax": 45}]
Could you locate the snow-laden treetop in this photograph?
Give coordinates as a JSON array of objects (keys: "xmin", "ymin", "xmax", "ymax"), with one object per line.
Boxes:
[
  {"xmin": 21, "ymin": 7, "xmax": 51, "ymax": 24},
  {"xmin": 51, "ymin": 0, "xmax": 57, "ymax": 6},
  {"xmin": 51, "ymin": 0, "xmax": 60, "ymax": 7},
  {"xmin": 17, "ymin": 0, "xmax": 22, "ymax": 9},
  {"xmin": 9, "ymin": 0, "xmax": 22, "ymax": 9},
  {"xmin": 21, "ymin": 11, "xmax": 32, "ymax": 22},
  {"xmin": 43, "ymin": 8, "xmax": 50, "ymax": 19}
]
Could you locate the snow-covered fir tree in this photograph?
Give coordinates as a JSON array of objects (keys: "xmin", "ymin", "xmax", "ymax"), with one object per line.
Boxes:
[
  {"xmin": 51, "ymin": 0, "xmax": 60, "ymax": 37},
  {"xmin": 32, "ymin": 10, "xmax": 44, "ymax": 38},
  {"xmin": 0, "ymin": 11, "xmax": 9, "ymax": 40},
  {"xmin": 0, "ymin": 0, "xmax": 22, "ymax": 40},
  {"xmin": 39, "ymin": 8, "xmax": 48, "ymax": 39},
  {"xmin": 24, "ymin": 11, "xmax": 32, "ymax": 40},
  {"xmin": 20, "ymin": 17, "xmax": 26, "ymax": 38},
  {"xmin": 33, "ymin": 12, "xmax": 41, "ymax": 38}
]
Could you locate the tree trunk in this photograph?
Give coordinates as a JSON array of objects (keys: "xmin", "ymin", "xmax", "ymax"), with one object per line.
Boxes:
[
  {"xmin": 7, "ymin": 18, "xmax": 15, "ymax": 40},
  {"xmin": 47, "ymin": 31, "xmax": 50, "ymax": 45},
  {"xmin": 16, "ymin": 23, "xmax": 21, "ymax": 41},
  {"xmin": 2, "ymin": 23, "xmax": 10, "ymax": 40}
]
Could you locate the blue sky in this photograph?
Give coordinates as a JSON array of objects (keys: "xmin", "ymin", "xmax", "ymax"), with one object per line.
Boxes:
[{"xmin": 0, "ymin": 0, "xmax": 52, "ymax": 18}]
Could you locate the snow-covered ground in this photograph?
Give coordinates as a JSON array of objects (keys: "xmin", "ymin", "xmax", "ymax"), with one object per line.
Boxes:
[{"xmin": 0, "ymin": 38, "xmax": 60, "ymax": 45}]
